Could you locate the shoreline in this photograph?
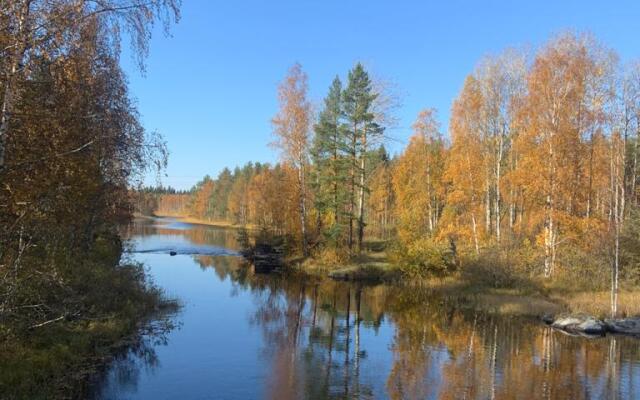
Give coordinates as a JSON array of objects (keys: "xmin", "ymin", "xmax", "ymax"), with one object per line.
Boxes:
[
  {"xmin": 284, "ymin": 254, "xmax": 640, "ymax": 321},
  {"xmin": 293, "ymin": 262, "xmax": 565, "ymax": 317},
  {"xmin": 150, "ymin": 213, "xmax": 256, "ymax": 230},
  {"xmin": 148, "ymin": 221, "xmax": 640, "ymax": 327},
  {"xmin": 1, "ymin": 261, "xmax": 180, "ymax": 399}
]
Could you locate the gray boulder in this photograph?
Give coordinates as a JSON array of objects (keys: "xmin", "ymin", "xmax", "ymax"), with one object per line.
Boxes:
[
  {"xmin": 604, "ymin": 318, "xmax": 640, "ymax": 335},
  {"xmin": 551, "ymin": 315, "xmax": 606, "ymax": 336}
]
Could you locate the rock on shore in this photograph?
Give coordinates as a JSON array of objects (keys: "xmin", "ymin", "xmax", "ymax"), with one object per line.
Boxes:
[
  {"xmin": 550, "ymin": 315, "xmax": 607, "ymax": 336},
  {"xmin": 545, "ymin": 314, "xmax": 640, "ymax": 337},
  {"xmin": 604, "ymin": 318, "xmax": 640, "ymax": 335}
]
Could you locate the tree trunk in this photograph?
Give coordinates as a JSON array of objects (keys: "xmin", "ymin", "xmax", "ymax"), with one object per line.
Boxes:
[
  {"xmin": 427, "ymin": 162, "xmax": 434, "ymax": 233},
  {"xmin": 298, "ymin": 163, "xmax": 308, "ymax": 257},
  {"xmin": 509, "ymin": 153, "xmax": 518, "ymax": 230},
  {"xmin": 587, "ymin": 132, "xmax": 595, "ymax": 218},
  {"xmin": 0, "ymin": 1, "xmax": 32, "ymax": 168},
  {"xmin": 632, "ymin": 119, "xmax": 639, "ymax": 206},
  {"xmin": 356, "ymin": 128, "xmax": 366, "ymax": 253},
  {"xmin": 348, "ymin": 123, "xmax": 357, "ymax": 250},
  {"xmin": 611, "ymin": 133, "xmax": 625, "ymax": 319},
  {"xmin": 544, "ymin": 194, "xmax": 555, "ymax": 278},
  {"xmin": 333, "ymin": 126, "xmax": 340, "ymax": 226},
  {"xmin": 465, "ymin": 153, "xmax": 480, "ymax": 255},
  {"xmin": 471, "ymin": 213, "xmax": 480, "ymax": 255},
  {"xmin": 495, "ymin": 135, "xmax": 503, "ymax": 243},
  {"xmin": 485, "ymin": 176, "xmax": 492, "ymax": 235},
  {"xmin": 544, "ymin": 133, "xmax": 557, "ymax": 278}
]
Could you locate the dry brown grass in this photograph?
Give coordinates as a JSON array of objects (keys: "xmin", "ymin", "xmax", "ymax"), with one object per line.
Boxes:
[
  {"xmin": 474, "ymin": 293, "xmax": 563, "ymax": 316},
  {"xmin": 403, "ymin": 278, "xmax": 564, "ymax": 317},
  {"xmin": 557, "ymin": 290, "xmax": 640, "ymax": 318}
]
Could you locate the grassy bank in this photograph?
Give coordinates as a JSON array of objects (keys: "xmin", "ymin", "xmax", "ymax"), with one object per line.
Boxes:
[
  {"xmin": 0, "ymin": 241, "xmax": 179, "ymax": 399},
  {"xmin": 1, "ymin": 299, "xmax": 177, "ymax": 399},
  {"xmin": 287, "ymin": 241, "xmax": 640, "ymax": 319}
]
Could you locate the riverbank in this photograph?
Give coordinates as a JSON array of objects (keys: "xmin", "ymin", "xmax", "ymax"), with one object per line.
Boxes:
[
  {"xmin": 144, "ymin": 217, "xmax": 640, "ymax": 322},
  {"xmin": 0, "ymin": 257, "xmax": 179, "ymax": 399},
  {"xmin": 286, "ymin": 244, "xmax": 640, "ymax": 320},
  {"xmin": 152, "ymin": 213, "xmax": 256, "ymax": 230}
]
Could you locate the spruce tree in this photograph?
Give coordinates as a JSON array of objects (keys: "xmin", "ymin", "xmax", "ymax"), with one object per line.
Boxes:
[
  {"xmin": 312, "ymin": 76, "xmax": 349, "ymax": 245},
  {"xmin": 343, "ymin": 63, "xmax": 382, "ymax": 252}
]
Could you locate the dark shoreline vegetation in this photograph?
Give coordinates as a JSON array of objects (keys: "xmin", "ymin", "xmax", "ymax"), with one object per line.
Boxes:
[
  {"xmin": 0, "ymin": 235, "xmax": 180, "ymax": 399},
  {"xmin": 0, "ymin": 1, "xmax": 181, "ymax": 398}
]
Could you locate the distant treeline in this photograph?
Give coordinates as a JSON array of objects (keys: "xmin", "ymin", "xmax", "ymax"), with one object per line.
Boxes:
[
  {"xmin": 134, "ymin": 185, "xmax": 190, "ymax": 216},
  {"xmin": 140, "ymin": 185, "xmax": 190, "ymax": 195}
]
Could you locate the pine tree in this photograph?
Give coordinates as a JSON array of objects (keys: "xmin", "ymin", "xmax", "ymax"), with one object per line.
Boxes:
[
  {"xmin": 343, "ymin": 63, "xmax": 382, "ymax": 252},
  {"xmin": 312, "ymin": 76, "xmax": 349, "ymax": 245}
]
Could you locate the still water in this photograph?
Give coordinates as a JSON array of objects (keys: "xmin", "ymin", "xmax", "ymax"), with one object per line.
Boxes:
[{"xmin": 90, "ymin": 217, "xmax": 640, "ymax": 399}]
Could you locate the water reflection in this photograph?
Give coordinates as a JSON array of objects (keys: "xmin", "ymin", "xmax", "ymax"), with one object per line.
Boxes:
[
  {"xmin": 92, "ymin": 218, "xmax": 639, "ymax": 399},
  {"xmin": 246, "ymin": 280, "xmax": 640, "ymax": 399},
  {"xmin": 88, "ymin": 316, "xmax": 176, "ymax": 399}
]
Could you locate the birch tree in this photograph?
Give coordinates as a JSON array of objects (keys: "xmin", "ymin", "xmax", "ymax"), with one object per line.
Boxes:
[
  {"xmin": 474, "ymin": 50, "xmax": 526, "ymax": 243},
  {"xmin": 0, "ymin": 0, "xmax": 180, "ymax": 168},
  {"xmin": 272, "ymin": 63, "xmax": 312, "ymax": 256},
  {"xmin": 393, "ymin": 108, "xmax": 446, "ymax": 243}
]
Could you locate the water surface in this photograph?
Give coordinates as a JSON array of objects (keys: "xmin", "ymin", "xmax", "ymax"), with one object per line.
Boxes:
[{"xmin": 90, "ymin": 217, "xmax": 640, "ymax": 399}]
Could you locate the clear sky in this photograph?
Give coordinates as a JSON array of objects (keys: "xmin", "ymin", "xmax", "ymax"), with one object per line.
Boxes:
[{"xmin": 121, "ymin": 0, "xmax": 640, "ymax": 190}]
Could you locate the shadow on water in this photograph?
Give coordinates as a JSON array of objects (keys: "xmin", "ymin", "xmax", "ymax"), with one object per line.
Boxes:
[
  {"xmin": 90, "ymin": 217, "xmax": 640, "ymax": 399},
  {"xmin": 86, "ymin": 317, "xmax": 177, "ymax": 399}
]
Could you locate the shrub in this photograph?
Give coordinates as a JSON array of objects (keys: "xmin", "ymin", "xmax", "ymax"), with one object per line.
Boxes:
[
  {"xmin": 392, "ymin": 237, "xmax": 456, "ymax": 278},
  {"xmin": 459, "ymin": 243, "xmax": 543, "ymax": 291},
  {"xmin": 311, "ymin": 246, "xmax": 350, "ymax": 268},
  {"xmin": 461, "ymin": 250, "xmax": 525, "ymax": 289}
]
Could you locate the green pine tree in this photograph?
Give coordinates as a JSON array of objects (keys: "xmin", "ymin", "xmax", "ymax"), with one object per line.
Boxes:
[
  {"xmin": 312, "ymin": 76, "xmax": 349, "ymax": 245},
  {"xmin": 343, "ymin": 63, "xmax": 383, "ymax": 252}
]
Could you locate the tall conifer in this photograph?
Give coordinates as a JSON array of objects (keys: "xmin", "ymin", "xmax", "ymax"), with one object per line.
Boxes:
[
  {"xmin": 343, "ymin": 63, "xmax": 382, "ymax": 252},
  {"xmin": 312, "ymin": 77, "xmax": 349, "ymax": 244}
]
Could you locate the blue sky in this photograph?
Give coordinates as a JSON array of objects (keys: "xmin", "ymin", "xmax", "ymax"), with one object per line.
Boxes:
[{"xmin": 121, "ymin": 0, "xmax": 640, "ymax": 190}]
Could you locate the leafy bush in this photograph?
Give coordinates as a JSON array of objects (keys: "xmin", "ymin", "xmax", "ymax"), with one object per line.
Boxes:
[
  {"xmin": 457, "ymin": 241, "xmax": 545, "ymax": 290},
  {"xmin": 392, "ymin": 237, "xmax": 456, "ymax": 278},
  {"xmin": 461, "ymin": 250, "xmax": 528, "ymax": 289},
  {"xmin": 312, "ymin": 246, "xmax": 350, "ymax": 267}
]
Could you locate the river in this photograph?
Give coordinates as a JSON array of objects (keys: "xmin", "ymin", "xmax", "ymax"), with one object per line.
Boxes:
[{"xmin": 88, "ymin": 217, "xmax": 640, "ymax": 399}]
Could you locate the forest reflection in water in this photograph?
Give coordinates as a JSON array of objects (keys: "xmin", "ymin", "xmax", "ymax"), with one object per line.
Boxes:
[{"xmin": 92, "ymin": 218, "xmax": 640, "ymax": 399}]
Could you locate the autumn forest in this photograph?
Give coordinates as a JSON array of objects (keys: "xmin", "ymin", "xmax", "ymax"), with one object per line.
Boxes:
[
  {"xmin": 3, "ymin": 0, "xmax": 640, "ymax": 397},
  {"xmin": 153, "ymin": 33, "xmax": 640, "ymax": 315}
]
